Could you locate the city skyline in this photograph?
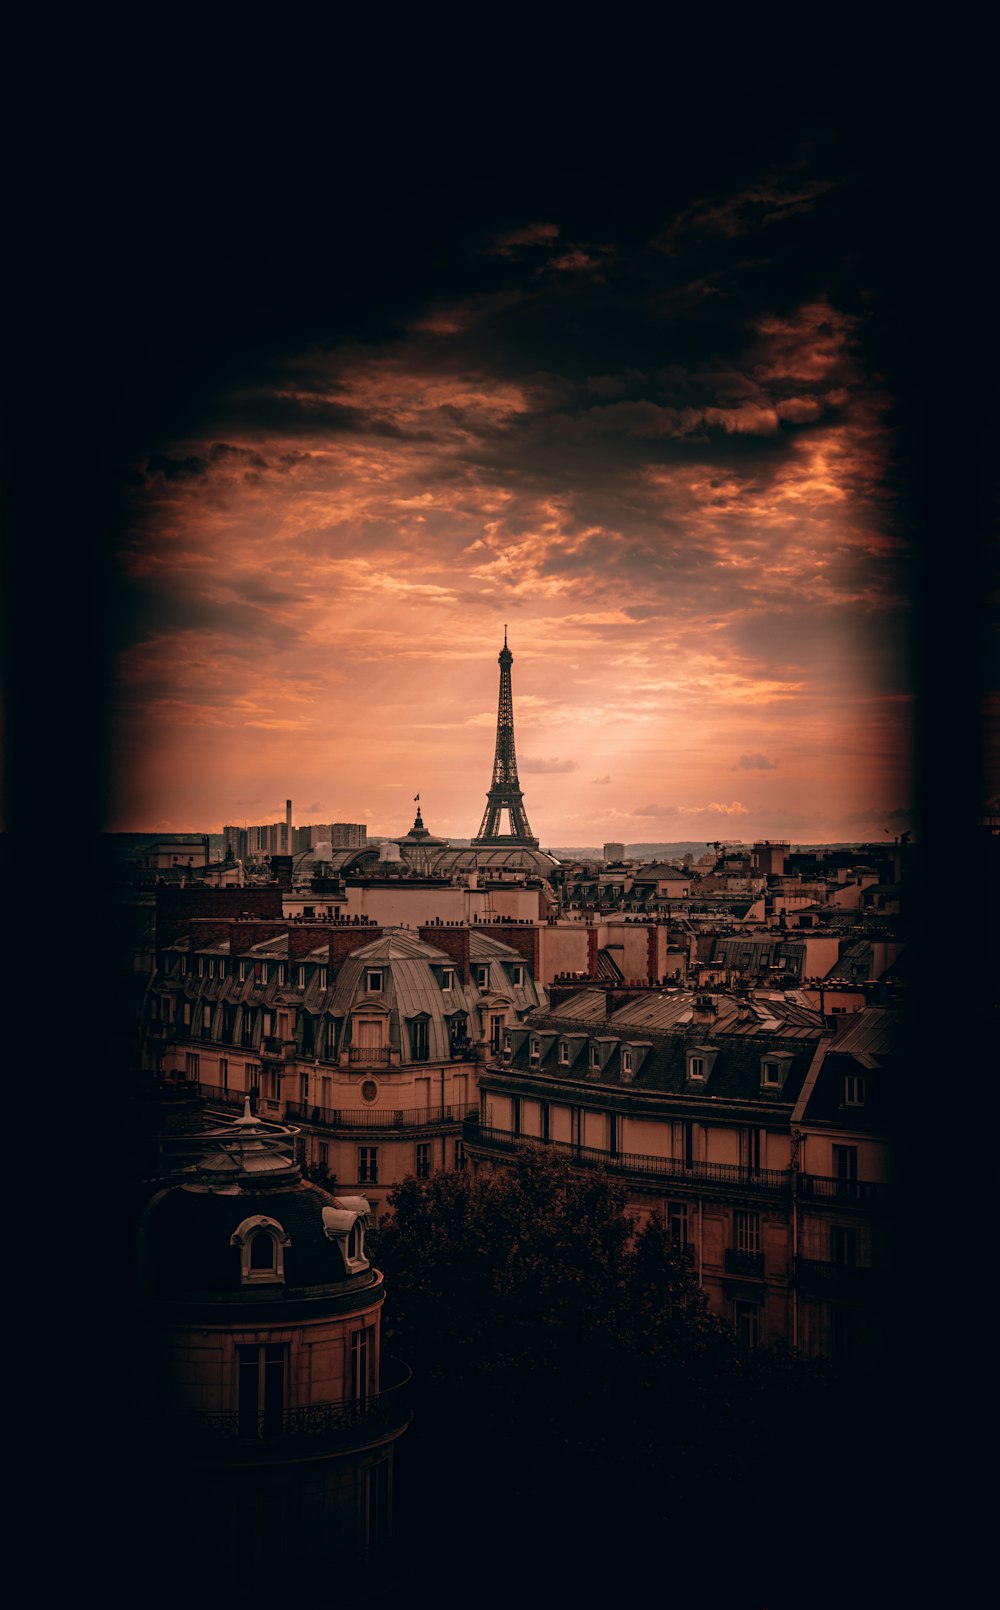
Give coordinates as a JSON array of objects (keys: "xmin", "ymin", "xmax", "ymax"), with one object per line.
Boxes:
[{"xmin": 111, "ymin": 149, "xmax": 918, "ymax": 846}]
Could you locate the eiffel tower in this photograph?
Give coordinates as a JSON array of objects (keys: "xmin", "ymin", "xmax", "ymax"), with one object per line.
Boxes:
[{"xmin": 472, "ymin": 628, "xmax": 539, "ymax": 847}]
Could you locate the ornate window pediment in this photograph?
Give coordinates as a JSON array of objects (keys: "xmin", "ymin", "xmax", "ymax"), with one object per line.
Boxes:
[{"xmin": 230, "ymin": 1215, "xmax": 291, "ymax": 1284}]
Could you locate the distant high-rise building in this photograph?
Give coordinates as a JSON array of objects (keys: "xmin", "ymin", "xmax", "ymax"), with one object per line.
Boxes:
[
  {"xmin": 285, "ymin": 798, "xmax": 293, "ymax": 853},
  {"xmin": 331, "ymin": 823, "xmax": 367, "ymax": 848},
  {"xmin": 603, "ymin": 842, "xmax": 626, "ymax": 863},
  {"xmin": 246, "ymin": 822, "xmax": 284, "ymax": 855}
]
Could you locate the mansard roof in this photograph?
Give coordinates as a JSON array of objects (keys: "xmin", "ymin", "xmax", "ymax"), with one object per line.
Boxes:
[
  {"xmin": 797, "ymin": 1006, "xmax": 902, "ymax": 1130},
  {"xmin": 500, "ymin": 1016, "xmax": 819, "ymax": 1106},
  {"xmin": 336, "ymin": 930, "xmax": 453, "ymax": 964},
  {"xmin": 468, "ymin": 931, "xmax": 525, "ymax": 961}
]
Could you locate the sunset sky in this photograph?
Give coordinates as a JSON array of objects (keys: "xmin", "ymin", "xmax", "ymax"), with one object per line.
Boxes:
[{"xmin": 111, "ymin": 145, "xmax": 917, "ymax": 846}]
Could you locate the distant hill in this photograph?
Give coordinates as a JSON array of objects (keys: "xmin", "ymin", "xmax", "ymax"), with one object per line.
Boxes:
[{"xmin": 548, "ymin": 843, "xmax": 713, "ymax": 860}]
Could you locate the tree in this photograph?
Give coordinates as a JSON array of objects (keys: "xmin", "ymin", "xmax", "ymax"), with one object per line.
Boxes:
[
  {"xmin": 379, "ymin": 1150, "xmax": 744, "ymax": 1549},
  {"xmin": 379, "ymin": 1147, "xmax": 874, "ymax": 1600}
]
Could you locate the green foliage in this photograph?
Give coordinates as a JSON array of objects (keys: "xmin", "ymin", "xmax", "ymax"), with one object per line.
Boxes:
[{"xmin": 381, "ymin": 1148, "xmax": 861, "ymax": 1550}]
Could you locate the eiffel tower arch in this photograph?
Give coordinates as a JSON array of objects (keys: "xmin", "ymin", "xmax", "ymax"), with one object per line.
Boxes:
[{"xmin": 472, "ymin": 629, "xmax": 539, "ymax": 848}]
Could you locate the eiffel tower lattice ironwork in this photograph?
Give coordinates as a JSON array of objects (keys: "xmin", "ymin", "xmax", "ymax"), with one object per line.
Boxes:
[{"xmin": 472, "ymin": 628, "xmax": 539, "ymax": 847}]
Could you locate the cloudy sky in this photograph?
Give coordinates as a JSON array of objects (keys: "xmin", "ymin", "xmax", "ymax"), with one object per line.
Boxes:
[{"xmin": 110, "ymin": 140, "xmax": 918, "ymax": 846}]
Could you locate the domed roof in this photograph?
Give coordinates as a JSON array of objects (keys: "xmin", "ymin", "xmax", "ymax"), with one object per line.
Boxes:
[
  {"xmin": 139, "ymin": 1176, "xmax": 370, "ymax": 1301},
  {"xmin": 136, "ymin": 1103, "xmax": 376, "ymax": 1304}
]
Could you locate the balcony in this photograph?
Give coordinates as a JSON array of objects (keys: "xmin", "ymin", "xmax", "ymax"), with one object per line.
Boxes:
[
  {"xmin": 797, "ymin": 1174, "xmax": 893, "ymax": 1207},
  {"xmin": 260, "ymin": 1035, "xmax": 287, "ymax": 1060},
  {"xmin": 286, "ymin": 1100, "xmax": 477, "ymax": 1132},
  {"xmin": 195, "ymin": 1082, "xmax": 245, "ymax": 1112},
  {"xmin": 156, "ymin": 1357, "xmax": 412, "ymax": 1462},
  {"xmin": 795, "ymin": 1257, "xmax": 886, "ymax": 1295},
  {"xmin": 724, "ymin": 1249, "xmax": 764, "ymax": 1277},
  {"xmin": 463, "ymin": 1121, "xmax": 791, "ymax": 1197},
  {"xmin": 348, "ymin": 1046, "xmax": 391, "ymax": 1066}
]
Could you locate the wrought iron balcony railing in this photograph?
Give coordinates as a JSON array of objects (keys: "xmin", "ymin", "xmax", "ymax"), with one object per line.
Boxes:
[
  {"xmin": 797, "ymin": 1174, "xmax": 893, "ymax": 1206},
  {"xmin": 286, "ymin": 1100, "xmax": 478, "ymax": 1131},
  {"xmin": 260, "ymin": 1035, "xmax": 286, "ymax": 1057},
  {"xmin": 724, "ymin": 1249, "xmax": 765, "ymax": 1277},
  {"xmin": 795, "ymin": 1257, "xmax": 886, "ymax": 1293},
  {"xmin": 348, "ymin": 1047, "xmax": 392, "ymax": 1065},
  {"xmin": 157, "ymin": 1358, "xmax": 412, "ymax": 1457},
  {"xmin": 196, "ymin": 1083, "xmax": 245, "ymax": 1111},
  {"xmin": 463, "ymin": 1122, "xmax": 791, "ymax": 1195}
]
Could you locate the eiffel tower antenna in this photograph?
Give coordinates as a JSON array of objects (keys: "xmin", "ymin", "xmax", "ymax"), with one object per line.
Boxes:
[{"xmin": 472, "ymin": 631, "xmax": 539, "ymax": 847}]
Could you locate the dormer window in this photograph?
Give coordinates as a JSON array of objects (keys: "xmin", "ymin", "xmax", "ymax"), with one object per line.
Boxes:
[
  {"xmin": 297, "ymin": 965, "xmax": 306, "ymax": 988},
  {"xmin": 197, "ymin": 957, "xmax": 205, "ymax": 976},
  {"xmin": 321, "ymin": 1199, "xmax": 371, "ymax": 1272},
  {"xmin": 590, "ymin": 1045, "xmax": 601, "ymax": 1069},
  {"xmin": 512, "ymin": 964, "xmax": 524, "ymax": 987},
  {"xmin": 530, "ymin": 1038, "xmax": 540, "ymax": 1060},
  {"xmin": 441, "ymin": 968, "xmax": 455, "ymax": 992},
  {"xmin": 688, "ymin": 1055, "xmax": 705, "ymax": 1082},
  {"xmin": 276, "ymin": 964, "xmax": 286, "ymax": 985},
  {"xmin": 559, "ymin": 1041, "xmax": 569, "ymax": 1065},
  {"xmin": 231, "ymin": 1215, "xmax": 290, "ymax": 1285},
  {"xmin": 239, "ymin": 961, "xmax": 247, "ymax": 981},
  {"xmin": 410, "ymin": 1017, "xmax": 429, "ymax": 1061},
  {"xmin": 476, "ymin": 966, "xmax": 489, "ymax": 989},
  {"xmin": 503, "ymin": 1032, "xmax": 512, "ymax": 1055},
  {"xmin": 622, "ymin": 1049, "xmax": 634, "ymax": 1074},
  {"xmin": 367, "ymin": 969, "xmax": 383, "ymax": 993},
  {"xmin": 844, "ymin": 1074, "xmax": 866, "ymax": 1107},
  {"xmin": 760, "ymin": 1052, "xmax": 793, "ymax": 1092},
  {"xmin": 319, "ymin": 967, "xmax": 328, "ymax": 988}
]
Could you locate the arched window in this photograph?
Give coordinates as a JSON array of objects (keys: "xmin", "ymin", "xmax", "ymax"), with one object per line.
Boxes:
[
  {"xmin": 230, "ymin": 1215, "xmax": 290, "ymax": 1284},
  {"xmin": 249, "ymin": 1231, "xmax": 276, "ymax": 1271}
]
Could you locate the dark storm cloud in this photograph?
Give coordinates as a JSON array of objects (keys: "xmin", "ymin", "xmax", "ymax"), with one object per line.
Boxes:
[
  {"xmin": 111, "ymin": 572, "xmax": 303, "ymax": 652},
  {"xmin": 146, "ymin": 442, "xmax": 270, "ymax": 480},
  {"xmin": 113, "ymin": 148, "xmax": 916, "ymax": 837}
]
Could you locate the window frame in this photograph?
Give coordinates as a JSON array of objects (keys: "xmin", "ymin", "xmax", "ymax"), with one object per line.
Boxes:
[
  {"xmin": 231, "ymin": 1214, "xmax": 290, "ymax": 1285},
  {"xmin": 734, "ymin": 1209, "xmax": 761, "ymax": 1255},
  {"xmin": 734, "ymin": 1299, "xmax": 760, "ymax": 1349}
]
